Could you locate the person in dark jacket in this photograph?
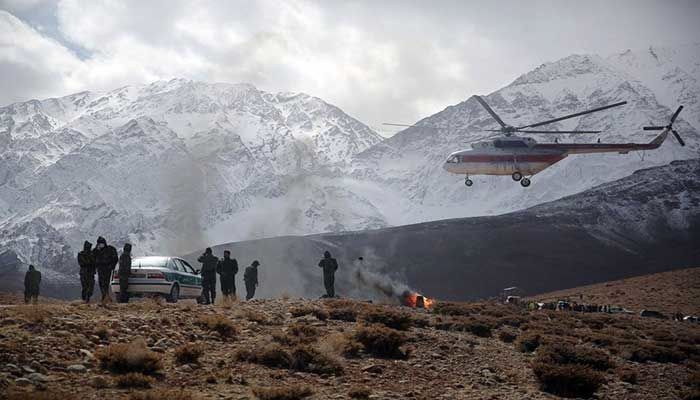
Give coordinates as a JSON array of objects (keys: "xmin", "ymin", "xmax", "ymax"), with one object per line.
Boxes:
[
  {"xmin": 24, "ymin": 265, "xmax": 42, "ymax": 304},
  {"xmin": 244, "ymin": 260, "xmax": 259, "ymax": 300},
  {"xmin": 198, "ymin": 247, "xmax": 219, "ymax": 305},
  {"xmin": 93, "ymin": 236, "xmax": 119, "ymax": 303},
  {"xmin": 217, "ymin": 250, "xmax": 238, "ymax": 299},
  {"xmin": 318, "ymin": 251, "xmax": 338, "ymax": 298},
  {"xmin": 118, "ymin": 243, "xmax": 132, "ymax": 303},
  {"xmin": 77, "ymin": 240, "xmax": 96, "ymax": 303}
]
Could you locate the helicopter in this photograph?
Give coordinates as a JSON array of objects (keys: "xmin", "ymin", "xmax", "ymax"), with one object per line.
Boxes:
[{"xmin": 386, "ymin": 96, "xmax": 685, "ymax": 187}]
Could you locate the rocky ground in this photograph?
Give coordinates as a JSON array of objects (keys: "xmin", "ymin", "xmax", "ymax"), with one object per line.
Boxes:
[
  {"xmin": 1, "ymin": 273, "xmax": 699, "ymax": 400},
  {"xmin": 531, "ymin": 267, "xmax": 700, "ymax": 316}
]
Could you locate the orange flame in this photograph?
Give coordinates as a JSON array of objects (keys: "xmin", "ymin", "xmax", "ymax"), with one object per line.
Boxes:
[{"xmin": 402, "ymin": 292, "xmax": 435, "ymax": 309}]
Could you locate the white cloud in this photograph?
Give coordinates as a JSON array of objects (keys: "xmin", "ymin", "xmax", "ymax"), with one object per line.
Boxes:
[{"xmin": 1, "ymin": 0, "xmax": 699, "ymax": 131}]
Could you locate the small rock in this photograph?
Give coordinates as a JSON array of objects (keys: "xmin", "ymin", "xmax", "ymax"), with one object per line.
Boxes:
[
  {"xmin": 179, "ymin": 364, "xmax": 194, "ymax": 372},
  {"xmin": 21, "ymin": 365, "xmax": 36, "ymax": 374},
  {"xmin": 27, "ymin": 373, "xmax": 49, "ymax": 383},
  {"xmin": 362, "ymin": 364, "xmax": 384, "ymax": 374},
  {"xmin": 30, "ymin": 361, "xmax": 47, "ymax": 373},
  {"xmin": 67, "ymin": 364, "xmax": 87, "ymax": 373},
  {"xmin": 14, "ymin": 377, "xmax": 32, "ymax": 386},
  {"xmin": 79, "ymin": 349, "xmax": 95, "ymax": 359}
]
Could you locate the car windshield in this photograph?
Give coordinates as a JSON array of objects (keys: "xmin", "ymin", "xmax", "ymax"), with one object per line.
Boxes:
[{"xmin": 132, "ymin": 257, "xmax": 169, "ymax": 268}]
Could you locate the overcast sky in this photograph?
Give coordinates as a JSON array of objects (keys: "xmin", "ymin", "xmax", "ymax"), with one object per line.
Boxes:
[{"xmin": 1, "ymin": 0, "xmax": 699, "ymax": 135}]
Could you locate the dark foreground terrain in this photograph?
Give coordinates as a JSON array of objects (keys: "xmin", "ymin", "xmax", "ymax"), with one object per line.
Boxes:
[{"xmin": 1, "ymin": 267, "xmax": 699, "ymax": 400}]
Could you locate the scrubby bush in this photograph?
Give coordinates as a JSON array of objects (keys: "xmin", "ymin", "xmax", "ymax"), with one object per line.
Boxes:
[
  {"xmin": 96, "ymin": 339, "xmax": 163, "ymax": 375},
  {"xmin": 252, "ymin": 385, "xmax": 313, "ymax": 400},
  {"xmin": 623, "ymin": 342, "xmax": 686, "ymax": 364},
  {"xmin": 498, "ymin": 329, "xmax": 518, "ymax": 343},
  {"xmin": 289, "ymin": 306, "xmax": 328, "ymax": 321},
  {"xmin": 129, "ymin": 389, "xmax": 195, "ymax": 400},
  {"xmin": 360, "ymin": 308, "xmax": 413, "ymax": 331},
  {"xmin": 4, "ymin": 391, "xmax": 70, "ymax": 400},
  {"xmin": 615, "ymin": 367, "xmax": 638, "ymax": 384},
  {"xmin": 354, "ymin": 324, "xmax": 407, "ymax": 359},
  {"xmin": 348, "ymin": 386, "xmax": 371, "ymax": 399},
  {"xmin": 289, "ymin": 345, "xmax": 344, "ymax": 375},
  {"xmin": 174, "ymin": 343, "xmax": 204, "ymax": 365},
  {"xmin": 516, "ymin": 331, "xmax": 542, "ymax": 353},
  {"xmin": 236, "ymin": 344, "xmax": 292, "ymax": 369},
  {"xmin": 537, "ymin": 343, "xmax": 613, "ymax": 371},
  {"xmin": 317, "ymin": 332, "xmax": 363, "ymax": 358},
  {"xmin": 115, "ymin": 372, "xmax": 154, "ymax": 388},
  {"xmin": 196, "ymin": 314, "xmax": 238, "ymax": 338},
  {"xmin": 532, "ymin": 362, "xmax": 605, "ymax": 398}
]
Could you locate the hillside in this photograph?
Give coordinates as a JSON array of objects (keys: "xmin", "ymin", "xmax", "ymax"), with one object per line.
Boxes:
[
  {"xmin": 1, "ymin": 291, "xmax": 699, "ymax": 400},
  {"xmin": 532, "ymin": 267, "xmax": 700, "ymax": 316},
  {"xmin": 185, "ymin": 159, "xmax": 700, "ymax": 302}
]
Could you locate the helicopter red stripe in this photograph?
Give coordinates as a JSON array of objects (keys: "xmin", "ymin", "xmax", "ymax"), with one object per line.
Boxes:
[{"xmin": 460, "ymin": 154, "xmax": 565, "ymax": 162}]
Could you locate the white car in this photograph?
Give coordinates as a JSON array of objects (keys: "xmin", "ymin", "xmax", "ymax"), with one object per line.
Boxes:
[{"xmin": 111, "ymin": 256, "xmax": 202, "ymax": 303}]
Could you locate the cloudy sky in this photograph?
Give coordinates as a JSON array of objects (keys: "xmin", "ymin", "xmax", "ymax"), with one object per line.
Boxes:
[{"xmin": 1, "ymin": 0, "xmax": 699, "ymax": 135}]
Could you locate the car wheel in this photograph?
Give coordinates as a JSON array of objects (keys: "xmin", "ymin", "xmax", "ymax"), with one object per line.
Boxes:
[{"xmin": 167, "ymin": 284, "xmax": 179, "ymax": 303}]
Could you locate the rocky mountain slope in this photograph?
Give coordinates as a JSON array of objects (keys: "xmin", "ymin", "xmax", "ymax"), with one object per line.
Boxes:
[
  {"xmin": 1, "ymin": 44, "xmax": 699, "ymax": 286},
  {"xmin": 1, "ymin": 284, "xmax": 699, "ymax": 400},
  {"xmin": 186, "ymin": 159, "xmax": 700, "ymax": 302}
]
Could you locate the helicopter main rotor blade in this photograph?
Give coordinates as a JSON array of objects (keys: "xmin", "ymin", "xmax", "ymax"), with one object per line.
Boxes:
[
  {"xmin": 382, "ymin": 123, "xmax": 440, "ymax": 130},
  {"xmin": 643, "ymin": 126, "xmax": 666, "ymax": 131},
  {"xmin": 474, "ymin": 95, "xmax": 508, "ymax": 128},
  {"xmin": 517, "ymin": 101, "xmax": 627, "ymax": 129},
  {"xmin": 516, "ymin": 130, "xmax": 601, "ymax": 134}
]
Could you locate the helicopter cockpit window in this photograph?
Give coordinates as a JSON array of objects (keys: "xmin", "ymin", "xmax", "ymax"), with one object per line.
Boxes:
[{"xmin": 446, "ymin": 155, "xmax": 460, "ymax": 163}]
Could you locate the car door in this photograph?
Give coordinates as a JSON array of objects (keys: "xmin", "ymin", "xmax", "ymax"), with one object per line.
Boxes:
[{"xmin": 175, "ymin": 259, "xmax": 202, "ymax": 298}]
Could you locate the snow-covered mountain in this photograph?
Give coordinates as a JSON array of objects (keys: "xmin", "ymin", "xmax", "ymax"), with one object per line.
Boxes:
[{"xmin": 1, "ymin": 44, "xmax": 699, "ymax": 288}]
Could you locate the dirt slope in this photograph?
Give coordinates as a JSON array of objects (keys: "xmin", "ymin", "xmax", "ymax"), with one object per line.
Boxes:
[
  {"xmin": 1, "ymin": 292, "xmax": 698, "ymax": 400},
  {"xmin": 531, "ymin": 267, "xmax": 700, "ymax": 316}
]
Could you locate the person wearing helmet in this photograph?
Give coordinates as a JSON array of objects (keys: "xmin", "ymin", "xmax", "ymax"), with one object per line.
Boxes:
[
  {"xmin": 318, "ymin": 251, "xmax": 338, "ymax": 298},
  {"xmin": 244, "ymin": 260, "xmax": 259, "ymax": 300},
  {"xmin": 77, "ymin": 240, "xmax": 96, "ymax": 303},
  {"xmin": 118, "ymin": 243, "xmax": 132, "ymax": 303}
]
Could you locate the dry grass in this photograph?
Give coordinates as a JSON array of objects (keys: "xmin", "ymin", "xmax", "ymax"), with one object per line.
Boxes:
[
  {"xmin": 615, "ymin": 366, "xmax": 638, "ymax": 384},
  {"xmin": 15, "ymin": 304, "xmax": 49, "ymax": 324},
  {"xmin": 348, "ymin": 386, "xmax": 371, "ymax": 399},
  {"xmin": 252, "ymin": 385, "xmax": 313, "ymax": 400},
  {"xmin": 129, "ymin": 389, "xmax": 197, "ymax": 400},
  {"xmin": 537, "ymin": 343, "xmax": 614, "ymax": 372},
  {"xmin": 289, "ymin": 305, "xmax": 328, "ymax": 321},
  {"xmin": 96, "ymin": 339, "xmax": 163, "ymax": 375},
  {"xmin": 317, "ymin": 332, "xmax": 363, "ymax": 358},
  {"xmin": 359, "ymin": 308, "xmax": 413, "ymax": 331},
  {"xmin": 236, "ymin": 344, "xmax": 292, "ymax": 369},
  {"xmin": 434, "ymin": 316, "xmax": 493, "ymax": 337},
  {"xmin": 94, "ymin": 324, "xmax": 110, "ymax": 340},
  {"xmin": 174, "ymin": 343, "xmax": 204, "ymax": 365},
  {"xmin": 236, "ymin": 343, "xmax": 343, "ymax": 375},
  {"xmin": 272, "ymin": 322, "xmax": 319, "ymax": 346},
  {"xmin": 115, "ymin": 372, "xmax": 154, "ymax": 388},
  {"xmin": 195, "ymin": 314, "xmax": 238, "ymax": 338},
  {"xmin": 354, "ymin": 324, "xmax": 408, "ymax": 359},
  {"xmin": 4, "ymin": 391, "xmax": 71, "ymax": 400},
  {"xmin": 532, "ymin": 362, "xmax": 605, "ymax": 398}
]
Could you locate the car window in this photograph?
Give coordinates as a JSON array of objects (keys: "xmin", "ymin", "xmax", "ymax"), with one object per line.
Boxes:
[
  {"xmin": 167, "ymin": 259, "xmax": 181, "ymax": 272},
  {"xmin": 179, "ymin": 259, "xmax": 196, "ymax": 274}
]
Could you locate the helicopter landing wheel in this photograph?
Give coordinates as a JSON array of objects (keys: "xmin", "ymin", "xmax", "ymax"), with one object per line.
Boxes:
[
  {"xmin": 520, "ymin": 177, "xmax": 531, "ymax": 187},
  {"xmin": 512, "ymin": 171, "xmax": 522, "ymax": 181},
  {"xmin": 464, "ymin": 178, "xmax": 473, "ymax": 187}
]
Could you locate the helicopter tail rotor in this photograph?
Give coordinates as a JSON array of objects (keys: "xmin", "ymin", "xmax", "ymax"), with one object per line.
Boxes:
[{"xmin": 643, "ymin": 105, "xmax": 685, "ymax": 147}]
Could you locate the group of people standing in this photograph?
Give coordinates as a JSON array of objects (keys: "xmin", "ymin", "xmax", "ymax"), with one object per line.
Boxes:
[
  {"xmin": 196, "ymin": 247, "xmax": 260, "ymax": 304},
  {"xmin": 77, "ymin": 236, "xmax": 132, "ymax": 304},
  {"xmin": 23, "ymin": 238, "xmax": 341, "ymax": 304}
]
